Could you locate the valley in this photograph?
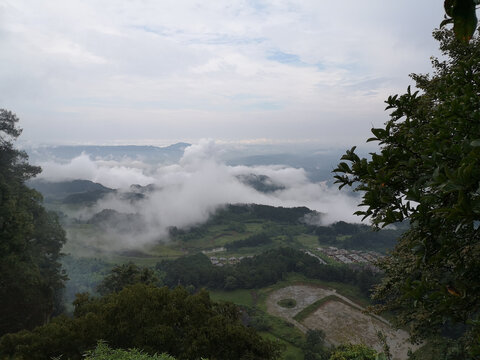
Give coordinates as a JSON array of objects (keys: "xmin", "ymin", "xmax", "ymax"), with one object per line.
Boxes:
[{"xmin": 28, "ymin": 178, "xmax": 418, "ymax": 359}]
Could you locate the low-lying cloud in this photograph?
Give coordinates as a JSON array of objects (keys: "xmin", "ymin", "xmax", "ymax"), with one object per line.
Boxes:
[
  {"xmin": 38, "ymin": 153, "xmax": 156, "ymax": 189},
  {"xmin": 36, "ymin": 140, "xmax": 362, "ymax": 250}
]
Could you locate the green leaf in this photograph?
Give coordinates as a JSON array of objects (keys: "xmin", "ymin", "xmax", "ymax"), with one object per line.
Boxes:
[
  {"xmin": 452, "ymin": 0, "xmax": 478, "ymax": 42},
  {"xmin": 440, "ymin": 17, "xmax": 454, "ymax": 28},
  {"xmin": 444, "ymin": 0, "xmax": 455, "ymax": 17},
  {"xmin": 371, "ymin": 128, "xmax": 386, "ymax": 138}
]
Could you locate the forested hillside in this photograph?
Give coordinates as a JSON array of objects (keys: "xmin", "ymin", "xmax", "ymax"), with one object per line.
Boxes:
[{"xmin": 0, "ymin": 110, "xmax": 66, "ymax": 336}]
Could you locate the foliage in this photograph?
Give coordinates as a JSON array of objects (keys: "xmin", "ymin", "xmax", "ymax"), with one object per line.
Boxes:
[
  {"xmin": 157, "ymin": 248, "xmax": 381, "ymax": 297},
  {"xmin": 211, "ymin": 204, "xmax": 314, "ymax": 225},
  {"xmin": 97, "ymin": 262, "xmax": 160, "ymax": 295},
  {"xmin": 0, "ymin": 284, "xmax": 281, "ymax": 360},
  {"xmin": 157, "ymin": 253, "xmax": 219, "ymax": 289},
  {"xmin": 167, "ymin": 204, "xmax": 313, "ymax": 244},
  {"xmin": 61, "ymin": 255, "xmax": 112, "ymax": 309},
  {"xmin": 333, "ymin": 29, "xmax": 480, "ymax": 356},
  {"xmin": 83, "ymin": 341, "xmax": 177, "ymax": 360},
  {"xmin": 303, "ymin": 329, "xmax": 329, "ymax": 360},
  {"xmin": 328, "ymin": 344, "xmax": 378, "ymax": 360},
  {"xmin": 0, "ymin": 109, "xmax": 67, "ymax": 336},
  {"xmin": 339, "ymin": 229, "xmax": 401, "ymax": 253},
  {"xmin": 409, "ymin": 336, "xmax": 471, "ymax": 360},
  {"xmin": 292, "ymin": 295, "xmax": 349, "ymax": 323},
  {"xmin": 314, "ymin": 221, "xmax": 405, "ymax": 253},
  {"xmin": 277, "ymin": 298, "xmax": 297, "ymax": 309},
  {"xmin": 441, "ymin": 0, "xmax": 479, "ymax": 42}
]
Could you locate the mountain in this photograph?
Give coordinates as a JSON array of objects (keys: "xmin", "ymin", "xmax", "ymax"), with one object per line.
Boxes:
[
  {"xmin": 236, "ymin": 174, "xmax": 285, "ymax": 193},
  {"xmin": 28, "ymin": 179, "xmax": 115, "ymax": 202},
  {"xmin": 26, "ymin": 142, "xmax": 191, "ymax": 164}
]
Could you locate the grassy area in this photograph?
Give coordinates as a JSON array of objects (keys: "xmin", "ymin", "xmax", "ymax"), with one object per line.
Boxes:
[
  {"xmin": 168, "ymin": 220, "xmax": 314, "ymax": 256},
  {"xmin": 292, "ymin": 295, "xmax": 360, "ymax": 322},
  {"xmin": 310, "ymin": 279, "xmax": 371, "ymax": 307},
  {"xmin": 209, "ymin": 287, "xmax": 306, "ymax": 358},
  {"xmin": 245, "ymin": 222, "xmax": 266, "ymax": 231},
  {"xmin": 263, "ymin": 312, "xmax": 305, "ymax": 349},
  {"xmin": 146, "ymin": 244, "xmax": 187, "ymax": 258},
  {"xmin": 209, "ymin": 289, "xmax": 255, "ymax": 307},
  {"xmin": 295, "ymin": 234, "xmax": 318, "ymax": 248},
  {"xmin": 259, "ymin": 332, "xmax": 304, "ymax": 360},
  {"xmin": 309, "ymin": 247, "xmax": 337, "ymax": 265},
  {"xmin": 180, "ymin": 231, "xmax": 247, "ymax": 250}
]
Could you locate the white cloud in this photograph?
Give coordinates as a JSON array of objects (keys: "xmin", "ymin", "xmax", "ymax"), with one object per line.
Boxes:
[
  {"xmin": 38, "ymin": 153, "xmax": 156, "ymax": 188},
  {"xmin": 1, "ymin": 0, "xmax": 446, "ymax": 145},
  {"xmin": 37, "ymin": 141, "xmax": 363, "ymax": 249}
]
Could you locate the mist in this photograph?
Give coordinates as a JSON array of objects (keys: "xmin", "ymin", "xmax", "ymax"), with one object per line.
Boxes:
[{"xmin": 36, "ymin": 140, "xmax": 362, "ymax": 250}]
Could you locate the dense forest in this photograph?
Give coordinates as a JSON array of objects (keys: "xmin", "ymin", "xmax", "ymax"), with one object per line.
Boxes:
[
  {"xmin": 0, "ymin": 110, "xmax": 67, "ymax": 337},
  {"xmin": 156, "ymin": 248, "xmax": 380, "ymax": 295},
  {"xmin": 0, "ymin": 285, "xmax": 281, "ymax": 360}
]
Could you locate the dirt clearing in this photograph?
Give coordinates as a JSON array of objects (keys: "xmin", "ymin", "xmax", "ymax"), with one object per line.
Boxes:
[{"xmin": 266, "ymin": 284, "xmax": 419, "ymax": 360}]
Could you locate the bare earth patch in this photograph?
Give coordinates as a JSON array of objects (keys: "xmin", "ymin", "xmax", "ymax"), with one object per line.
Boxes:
[{"xmin": 266, "ymin": 284, "xmax": 419, "ymax": 360}]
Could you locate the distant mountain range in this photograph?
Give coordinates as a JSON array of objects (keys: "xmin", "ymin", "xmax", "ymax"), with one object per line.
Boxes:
[
  {"xmin": 28, "ymin": 173, "xmax": 286, "ymax": 205},
  {"xmin": 26, "ymin": 142, "xmax": 359, "ymax": 182},
  {"xmin": 26, "ymin": 143, "xmax": 191, "ymax": 164},
  {"xmin": 28, "ymin": 179, "xmax": 114, "ymax": 202},
  {"xmin": 28, "ymin": 178, "xmax": 166, "ymax": 206}
]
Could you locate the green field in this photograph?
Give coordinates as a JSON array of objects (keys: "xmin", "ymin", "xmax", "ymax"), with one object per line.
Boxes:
[
  {"xmin": 209, "ymin": 289, "xmax": 255, "ymax": 307},
  {"xmin": 292, "ymin": 295, "xmax": 361, "ymax": 322}
]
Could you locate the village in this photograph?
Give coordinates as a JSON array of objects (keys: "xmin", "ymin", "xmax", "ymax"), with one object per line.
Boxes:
[
  {"xmin": 207, "ymin": 255, "xmax": 254, "ymax": 266},
  {"xmin": 203, "ymin": 245, "xmax": 384, "ymax": 267},
  {"xmin": 317, "ymin": 246, "xmax": 385, "ymax": 265}
]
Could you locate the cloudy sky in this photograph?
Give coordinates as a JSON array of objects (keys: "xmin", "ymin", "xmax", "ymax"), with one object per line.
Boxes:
[{"xmin": 1, "ymin": 0, "xmax": 445, "ymax": 146}]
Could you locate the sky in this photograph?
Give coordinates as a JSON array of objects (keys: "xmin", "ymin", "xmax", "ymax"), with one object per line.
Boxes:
[{"xmin": 1, "ymin": 0, "xmax": 445, "ymax": 147}]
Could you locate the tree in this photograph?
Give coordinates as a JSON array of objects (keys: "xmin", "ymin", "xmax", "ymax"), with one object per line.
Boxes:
[
  {"xmin": 97, "ymin": 262, "xmax": 160, "ymax": 295},
  {"xmin": 303, "ymin": 329, "xmax": 329, "ymax": 360},
  {"xmin": 0, "ymin": 284, "xmax": 282, "ymax": 360},
  {"xmin": 0, "ymin": 109, "xmax": 67, "ymax": 336},
  {"xmin": 334, "ymin": 29, "xmax": 480, "ymax": 357},
  {"xmin": 442, "ymin": 0, "xmax": 479, "ymax": 42},
  {"xmin": 83, "ymin": 341, "xmax": 177, "ymax": 360}
]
